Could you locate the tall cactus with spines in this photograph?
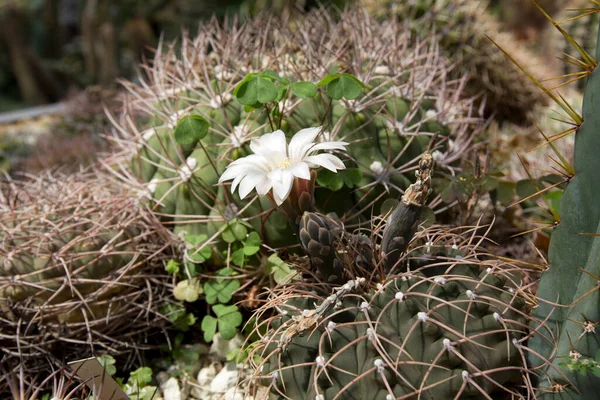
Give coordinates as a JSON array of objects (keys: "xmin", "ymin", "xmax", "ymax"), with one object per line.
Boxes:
[
  {"xmin": 109, "ymin": 8, "xmax": 482, "ymax": 249},
  {"xmin": 526, "ymin": 8, "xmax": 600, "ymax": 398},
  {"xmin": 0, "ymin": 170, "xmax": 171, "ymax": 376},
  {"xmin": 361, "ymin": 0, "xmax": 553, "ymax": 124}
]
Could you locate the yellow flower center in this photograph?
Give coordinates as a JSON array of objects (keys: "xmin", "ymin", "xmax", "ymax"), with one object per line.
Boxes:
[{"xmin": 278, "ymin": 158, "xmax": 292, "ymax": 169}]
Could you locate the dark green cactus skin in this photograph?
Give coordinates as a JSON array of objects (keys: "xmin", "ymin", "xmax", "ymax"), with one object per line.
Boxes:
[
  {"xmin": 528, "ymin": 23, "xmax": 600, "ymax": 398},
  {"xmin": 261, "ymin": 264, "xmax": 529, "ymax": 400}
]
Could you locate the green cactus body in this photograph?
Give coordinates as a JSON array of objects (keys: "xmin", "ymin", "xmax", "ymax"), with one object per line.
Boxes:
[
  {"xmin": 258, "ymin": 264, "xmax": 529, "ymax": 399},
  {"xmin": 528, "ymin": 21, "xmax": 600, "ymax": 398},
  {"xmin": 362, "ymin": 0, "xmax": 550, "ymax": 124}
]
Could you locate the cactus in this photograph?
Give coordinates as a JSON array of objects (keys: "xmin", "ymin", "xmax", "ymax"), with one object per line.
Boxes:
[
  {"xmin": 238, "ymin": 153, "xmax": 551, "ymax": 399},
  {"xmin": 526, "ymin": 9, "xmax": 600, "ymax": 398},
  {"xmin": 252, "ymin": 264, "xmax": 535, "ymax": 399},
  {"xmin": 0, "ymin": 170, "xmax": 171, "ymax": 375},
  {"xmin": 110, "ymin": 8, "xmax": 482, "ymax": 249},
  {"xmin": 361, "ymin": 0, "xmax": 553, "ymax": 124}
]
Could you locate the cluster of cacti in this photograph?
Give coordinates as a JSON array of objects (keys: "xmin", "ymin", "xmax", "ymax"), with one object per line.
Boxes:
[
  {"xmin": 0, "ymin": 170, "xmax": 171, "ymax": 379},
  {"xmin": 525, "ymin": 6, "xmax": 600, "ymax": 398},
  {"xmin": 110, "ymin": 8, "xmax": 482, "ymax": 250},
  {"xmin": 361, "ymin": 0, "xmax": 553, "ymax": 124},
  {"xmin": 243, "ymin": 156, "xmax": 549, "ymax": 399}
]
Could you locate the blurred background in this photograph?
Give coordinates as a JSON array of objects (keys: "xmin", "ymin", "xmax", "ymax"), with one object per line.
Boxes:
[{"xmin": 0, "ymin": 0, "xmax": 580, "ymax": 173}]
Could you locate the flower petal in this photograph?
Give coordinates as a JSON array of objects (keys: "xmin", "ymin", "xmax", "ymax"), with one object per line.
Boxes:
[
  {"xmin": 287, "ymin": 162, "xmax": 310, "ymax": 180},
  {"xmin": 272, "ymin": 170, "xmax": 294, "ymax": 205},
  {"xmin": 304, "ymin": 154, "xmax": 346, "ymax": 172},
  {"xmin": 250, "ymin": 130, "xmax": 287, "ymax": 160},
  {"xmin": 239, "ymin": 173, "xmax": 264, "ymax": 199},
  {"xmin": 255, "ymin": 176, "xmax": 272, "ymax": 196},
  {"xmin": 308, "ymin": 141, "xmax": 348, "ymax": 153},
  {"xmin": 288, "ymin": 127, "xmax": 321, "ymax": 161}
]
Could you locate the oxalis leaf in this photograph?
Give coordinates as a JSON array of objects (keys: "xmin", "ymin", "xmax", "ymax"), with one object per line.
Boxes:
[
  {"xmin": 266, "ymin": 253, "xmax": 298, "ymax": 284},
  {"xmin": 173, "ymin": 278, "xmax": 203, "ymax": 303},
  {"xmin": 174, "ymin": 115, "xmax": 209, "ymax": 145},
  {"xmin": 201, "ymin": 304, "xmax": 243, "ymax": 342},
  {"xmin": 291, "ymin": 81, "xmax": 318, "ymax": 98},
  {"xmin": 326, "ymin": 73, "xmax": 364, "ymax": 100},
  {"xmin": 235, "ymin": 76, "xmax": 278, "ymax": 105},
  {"xmin": 203, "ymin": 273, "xmax": 240, "ymax": 304}
]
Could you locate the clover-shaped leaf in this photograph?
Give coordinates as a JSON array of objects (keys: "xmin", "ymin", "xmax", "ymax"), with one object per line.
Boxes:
[
  {"xmin": 316, "ymin": 169, "xmax": 344, "ymax": 191},
  {"xmin": 166, "ymin": 259, "xmax": 180, "ymax": 275},
  {"xmin": 201, "ymin": 304, "xmax": 243, "ymax": 342},
  {"xmin": 266, "ymin": 253, "xmax": 298, "ymax": 284},
  {"xmin": 231, "ymin": 248, "xmax": 245, "ymax": 267},
  {"xmin": 235, "ymin": 75, "xmax": 278, "ymax": 105},
  {"xmin": 174, "ymin": 115, "xmax": 209, "ymax": 145},
  {"xmin": 221, "ymin": 220, "xmax": 248, "ymax": 243},
  {"xmin": 291, "ymin": 81, "xmax": 318, "ymax": 99},
  {"xmin": 243, "ymin": 231, "xmax": 261, "ymax": 255},
  {"xmin": 97, "ymin": 355, "xmax": 117, "ymax": 376},
  {"xmin": 203, "ymin": 274, "xmax": 240, "ymax": 304},
  {"xmin": 173, "ymin": 278, "xmax": 203, "ymax": 302},
  {"xmin": 319, "ymin": 73, "xmax": 365, "ymax": 100},
  {"xmin": 185, "ymin": 233, "xmax": 212, "ymax": 263},
  {"xmin": 128, "ymin": 367, "xmax": 153, "ymax": 387}
]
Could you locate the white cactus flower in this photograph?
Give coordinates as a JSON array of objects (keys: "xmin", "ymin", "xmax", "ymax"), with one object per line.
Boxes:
[{"xmin": 219, "ymin": 127, "xmax": 347, "ymax": 205}]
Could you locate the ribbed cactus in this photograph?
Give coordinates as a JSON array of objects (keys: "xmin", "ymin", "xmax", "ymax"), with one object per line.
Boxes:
[
  {"xmin": 528, "ymin": 14, "xmax": 600, "ymax": 399},
  {"xmin": 0, "ymin": 171, "xmax": 170, "ymax": 374},
  {"xmin": 361, "ymin": 0, "xmax": 552, "ymax": 124},
  {"xmin": 110, "ymin": 8, "xmax": 482, "ymax": 249},
  {"xmin": 243, "ymin": 153, "xmax": 550, "ymax": 399},
  {"xmin": 253, "ymin": 264, "xmax": 533, "ymax": 399}
]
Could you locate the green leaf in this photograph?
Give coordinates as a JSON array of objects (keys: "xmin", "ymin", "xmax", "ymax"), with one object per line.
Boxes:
[
  {"xmin": 231, "ymin": 248, "xmax": 245, "ymax": 267},
  {"xmin": 128, "ymin": 367, "xmax": 153, "ymax": 387},
  {"xmin": 214, "ymin": 304, "xmax": 243, "ymax": 340},
  {"xmin": 327, "ymin": 74, "xmax": 363, "ymax": 100},
  {"xmin": 204, "ymin": 278, "xmax": 240, "ymax": 304},
  {"xmin": 341, "ymin": 168, "xmax": 362, "ymax": 188},
  {"xmin": 166, "ymin": 259, "xmax": 180, "ymax": 275},
  {"xmin": 201, "ymin": 315, "xmax": 218, "ymax": 342},
  {"xmin": 174, "ymin": 115, "xmax": 209, "ymax": 145},
  {"xmin": 276, "ymin": 85, "xmax": 288, "ymax": 102},
  {"xmin": 266, "ymin": 253, "xmax": 298, "ymax": 284},
  {"xmin": 185, "ymin": 233, "xmax": 208, "ymax": 246},
  {"xmin": 97, "ymin": 355, "xmax": 116, "ymax": 376},
  {"xmin": 316, "ymin": 169, "xmax": 344, "ymax": 191},
  {"xmin": 341, "ymin": 73, "xmax": 367, "ymax": 88},
  {"xmin": 261, "ymin": 69, "xmax": 287, "ymax": 83},
  {"xmin": 232, "ymin": 222, "xmax": 248, "ymax": 241},
  {"xmin": 236, "ymin": 76, "xmax": 278, "ymax": 105},
  {"xmin": 173, "ymin": 279, "xmax": 203, "ymax": 302},
  {"xmin": 291, "ymin": 81, "xmax": 318, "ymax": 98},
  {"xmin": 317, "ymin": 74, "xmax": 339, "ymax": 87},
  {"xmin": 243, "ymin": 232, "xmax": 261, "ymax": 255}
]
